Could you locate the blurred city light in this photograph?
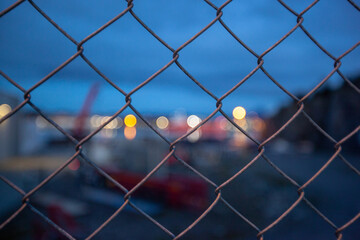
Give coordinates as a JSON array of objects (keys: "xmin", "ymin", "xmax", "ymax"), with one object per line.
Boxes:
[
  {"xmin": 215, "ymin": 116, "xmax": 226, "ymax": 129},
  {"xmin": 187, "ymin": 115, "xmax": 201, "ymax": 128},
  {"xmin": 234, "ymin": 118, "xmax": 248, "ymax": 130},
  {"xmin": 124, "ymin": 114, "xmax": 137, "ymax": 127},
  {"xmin": 91, "ymin": 115, "xmax": 122, "ymax": 129},
  {"xmin": 101, "ymin": 117, "xmax": 118, "ymax": 130},
  {"xmin": 124, "ymin": 126, "xmax": 136, "ymax": 140},
  {"xmin": 187, "ymin": 130, "xmax": 201, "ymax": 142},
  {"xmin": 0, "ymin": 104, "xmax": 11, "ymax": 118},
  {"xmin": 68, "ymin": 159, "xmax": 80, "ymax": 171},
  {"xmin": 252, "ymin": 117, "xmax": 266, "ymax": 132},
  {"xmin": 156, "ymin": 116, "xmax": 169, "ymax": 129},
  {"xmin": 90, "ymin": 115, "xmax": 101, "ymax": 128},
  {"xmin": 116, "ymin": 117, "xmax": 123, "ymax": 129},
  {"xmin": 232, "ymin": 106, "xmax": 246, "ymax": 120},
  {"xmin": 102, "ymin": 129, "xmax": 116, "ymax": 138},
  {"xmin": 232, "ymin": 132, "xmax": 248, "ymax": 147}
]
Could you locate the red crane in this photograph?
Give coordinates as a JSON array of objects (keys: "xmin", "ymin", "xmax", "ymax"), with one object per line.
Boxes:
[{"xmin": 72, "ymin": 82, "xmax": 100, "ymax": 140}]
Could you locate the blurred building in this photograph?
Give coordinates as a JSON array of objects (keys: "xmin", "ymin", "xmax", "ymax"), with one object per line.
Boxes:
[{"xmin": 268, "ymin": 76, "xmax": 360, "ymax": 150}]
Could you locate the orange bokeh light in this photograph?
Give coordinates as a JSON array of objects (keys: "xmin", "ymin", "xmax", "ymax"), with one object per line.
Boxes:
[{"xmin": 124, "ymin": 126, "xmax": 136, "ymax": 140}]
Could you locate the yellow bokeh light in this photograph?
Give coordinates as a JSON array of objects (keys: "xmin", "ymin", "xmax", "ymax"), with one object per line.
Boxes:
[
  {"xmin": 187, "ymin": 115, "xmax": 201, "ymax": 128},
  {"xmin": 232, "ymin": 106, "xmax": 246, "ymax": 120},
  {"xmin": 124, "ymin": 126, "xmax": 136, "ymax": 140},
  {"xmin": 156, "ymin": 116, "xmax": 169, "ymax": 129},
  {"xmin": 0, "ymin": 104, "xmax": 11, "ymax": 118},
  {"xmin": 124, "ymin": 114, "xmax": 137, "ymax": 127}
]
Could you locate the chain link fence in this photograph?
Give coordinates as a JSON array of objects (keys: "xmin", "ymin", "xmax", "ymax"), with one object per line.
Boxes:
[{"xmin": 0, "ymin": 0, "xmax": 359, "ymax": 239}]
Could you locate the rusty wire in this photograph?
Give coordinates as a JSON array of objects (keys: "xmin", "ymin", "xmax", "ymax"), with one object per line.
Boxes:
[{"xmin": 0, "ymin": 0, "xmax": 359, "ymax": 239}]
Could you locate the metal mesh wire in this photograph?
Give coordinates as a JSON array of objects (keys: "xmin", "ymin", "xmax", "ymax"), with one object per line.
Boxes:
[{"xmin": 0, "ymin": 0, "xmax": 359, "ymax": 239}]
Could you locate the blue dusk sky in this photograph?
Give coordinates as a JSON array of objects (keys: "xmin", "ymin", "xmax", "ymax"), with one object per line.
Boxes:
[{"xmin": 0, "ymin": 0, "xmax": 359, "ymax": 117}]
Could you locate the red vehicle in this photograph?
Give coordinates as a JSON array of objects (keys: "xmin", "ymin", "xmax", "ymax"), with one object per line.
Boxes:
[{"xmin": 103, "ymin": 168, "xmax": 209, "ymax": 211}]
